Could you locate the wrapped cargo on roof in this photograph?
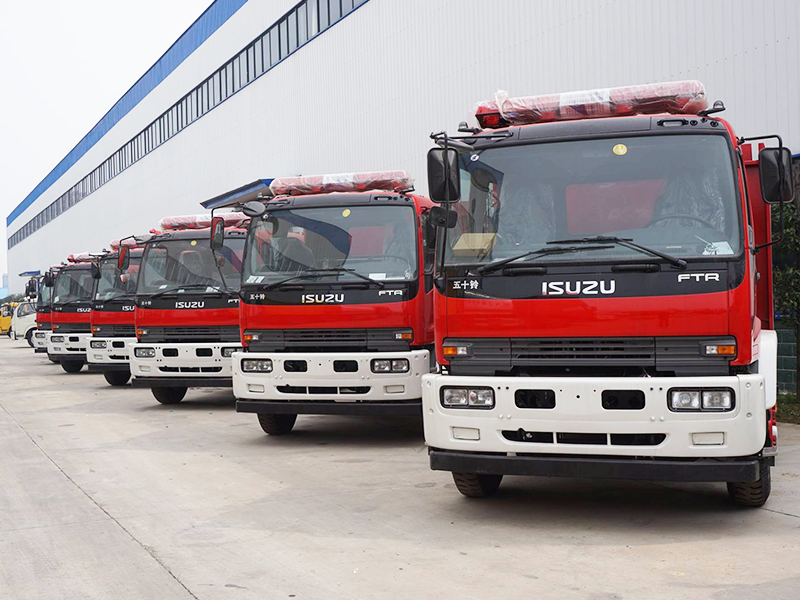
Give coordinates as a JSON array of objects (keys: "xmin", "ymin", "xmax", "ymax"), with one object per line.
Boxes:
[
  {"xmin": 159, "ymin": 213, "xmax": 248, "ymax": 231},
  {"xmin": 475, "ymin": 80, "xmax": 708, "ymax": 128},
  {"xmin": 269, "ymin": 170, "xmax": 414, "ymax": 196}
]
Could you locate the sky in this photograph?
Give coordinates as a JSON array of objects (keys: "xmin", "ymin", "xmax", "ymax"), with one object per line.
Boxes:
[{"xmin": 0, "ymin": 0, "xmax": 213, "ymax": 277}]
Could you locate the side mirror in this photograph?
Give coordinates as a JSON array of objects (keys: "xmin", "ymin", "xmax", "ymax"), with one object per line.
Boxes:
[
  {"xmin": 242, "ymin": 201, "xmax": 266, "ymax": 218},
  {"xmin": 427, "ymin": 147, "xmax": 461, "ymax": 203},
  {"xmin": 43, "ymin": 272, "xmax": 53, "ymax": 287},
  {"xmin": 759, "ymin": 147, "xmax": 795, "ymax": 204},
  {"xmin": 118, "ymin": 245, "xmax": 130, "ymax": 272},
  {"xmin": 91, "ymin": 263, "xmax": 101, "ymax": 279},
  {"xmin": 429, "ymin": 205, "xmax": 458, "ymax": 229},
  {"xmin": 210, "ymin": 216, "xmax": 225, "ymax": 251},
  {"xmin": 423, "ymin": 214, "xmax": 437, "ymax": 250}
]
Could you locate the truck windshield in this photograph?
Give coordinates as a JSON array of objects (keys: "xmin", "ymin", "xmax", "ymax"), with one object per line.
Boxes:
[
  {"xmin": 138, "ymin": 238, "xmax": 245, "ymax": 295},
  {"xmin": 95, "ymin": 257, "xmax": 141, "ymax": 301},
  {"xmin": 447, "ymin": 135, "xmax": 740, "ymax": 265},
  {"xmin": 53, "ymin": 269, "xmax": 94, "ymax": 304},
  {"xmin": 243, "ymin": 205, "xmax": 418, "ymax": 284},
  {"xmin": 37, "ymin": 283, "xmax": 51, "ymax": 309}
]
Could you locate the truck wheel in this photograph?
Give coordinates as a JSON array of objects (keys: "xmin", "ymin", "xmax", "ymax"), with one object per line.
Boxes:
[
  {"xmin": 257, "ymin": 414, "xmax": 297, "ymax": 435},
  {"xmin": 104, "ymin": 371, "xmax": 131, "ymax": 386},
  {"xmin": 452, "ymin": 472, "xmax": 503, "ymax": 498},
  {"xmin": 60, "ymin": 360, "xmax": 84, "ymax": 374},
  {"xmin": 25, "ymin": 330, "xmax": 34, "ymax": 347},
  {"xmin": 152, "ymin": 387, "xmax": 187, "ymax": 404},
  {"xmin": 727, "ymin": 462, "xmax": 771, "ymax": 507}
]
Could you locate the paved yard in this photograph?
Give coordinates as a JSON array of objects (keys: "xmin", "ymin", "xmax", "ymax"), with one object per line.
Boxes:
[{"xmin": 1, "ymin": 337, "xmax": 799, "ymax": 600}]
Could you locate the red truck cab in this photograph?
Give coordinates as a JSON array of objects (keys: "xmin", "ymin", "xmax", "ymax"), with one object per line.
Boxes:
[
  {"xmin": 129, "ymin": 214, "xmax": 247, "ymax": 404},
  {"xmin": 87, "ymin": 242, "xmax": 145, "ymax": 386},
  {"xmin": 47, "ymin": 254, "xmax": 95, "ymax": 373},
  {"xmin": 207, "ymin": 172, "xmax": 435, "ymax": 435},
  {"xmin": 422, "ymin": 81, "xmax": 794, "ymax": 506}
]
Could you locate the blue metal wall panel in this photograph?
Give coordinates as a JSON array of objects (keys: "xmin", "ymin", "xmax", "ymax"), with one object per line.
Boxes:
[{"xmin": 6, "ymin": 0, "xmax": 248, "ymax": 227}]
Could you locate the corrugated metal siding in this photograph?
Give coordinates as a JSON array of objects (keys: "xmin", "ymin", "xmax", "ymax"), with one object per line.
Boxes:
[{"xmin": 7, "ymin": 0, "xmax": 800, "ymax": 291}]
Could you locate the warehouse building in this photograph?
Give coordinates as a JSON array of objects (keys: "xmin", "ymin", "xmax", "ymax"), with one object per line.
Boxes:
[{"xmin": 6, "ymin": 0, "xmax": 800, "ymax": 292}]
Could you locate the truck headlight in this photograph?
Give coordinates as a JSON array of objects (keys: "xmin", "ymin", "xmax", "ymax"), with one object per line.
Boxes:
[
  {"xmin": 702, "ymin": 390, "xmax": 733, "ymax": 410},
  {"xmin": 371, "ymin": 359, "xmax": 409, "ymax": 373},
  {"xmin": 441, "ymin": 387, "xmax": 494, "ymax": 409},
  {"xmin": 372, "ymin": 359, "xmax": 391, "ymax": 372},
  {"xmin": 90, "ymin": 340, "xmax": 107, "ymax": 349},
  {"xmin": 242, "ymin": 359, "xmax": 272, "ymax": 373},
  {"xmin": 391, "ymin": 359, "xmax": 409, "ymax": 372},
  {"xmin": 669, "ymin": 389, "xmax": 734, "ymax": 412},
  {"xmin": 35, "ymin": 332, "xmax": 46, "ymax": 338},
  {"xmin": 221, "ymin": 347, "xmax": 238, "ymax": 358},
  {"xmin": 134, "ymin": 347, "xmax": 156, "ymax": 358},
  {"xmin": 51, "ymin": 335, "xmax": 64, "ymax": 342},
  {"xmin": 670, "ymin": 390, "xmax": 701, "ymax": 410}
]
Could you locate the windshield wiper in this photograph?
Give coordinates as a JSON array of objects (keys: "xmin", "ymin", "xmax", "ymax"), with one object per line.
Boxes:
[
  {"xmin": 146, "ymin": 284, "xmax": 226, "ymax": 299},
  {"xmin": 265, "ymin": 268, "xmax": 386, "ymax": 290},
  {"xmin": 306, "ymin": 268, "xmax": 386, "ymax": 288},
  {"xmin": 54, "ymin": 299, "xmax": 90, "ymax": 307},
  {"xmin": 475, "ymin": 245, "xmax": 615, "ymax": 275},
  {"xmin": 546, "ymin": 236, "xmax": 687, "ymax": 269}
]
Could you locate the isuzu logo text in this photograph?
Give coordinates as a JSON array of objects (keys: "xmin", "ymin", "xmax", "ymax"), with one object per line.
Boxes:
[
  {"xmin": 175, "ymin": 301, "xmax": 205, "ymax": 309},
  {"xmin": 541, "ymin": 280, "xmax": 616, "ymax": 296},
  {"xmin": 301, "ymin": 293, "xmax": 345, "ymax": 304},
  {"xmin": 677, "ymin": 273, "xmax": 720, "ymax": 282}
]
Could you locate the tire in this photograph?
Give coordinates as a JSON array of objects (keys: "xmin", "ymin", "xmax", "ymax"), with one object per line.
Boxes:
[
  {"xmin": 728, "ymin": 461, "xmax": 771, "ymax": 507},
  {"xmin": 152, "ymin": 386, "xmax": 187, "ymax": 404},
  {"xmin": 257, "ymin": 413, "xmax": 297, "ymax": 435},
  {"xmin": 452, "ymin": 472, "xmax": 503, "ymax": 498},
  {"xmin": 60, "ymin": 360, "xmax": 84, "ymax": 374},
  {"xmin": 25, "ymin": 330, "xmax": 34, "ymax": 347},
  {"xmin": 104, "ymin": 370, "xmax": 131, "ymax": 386}
]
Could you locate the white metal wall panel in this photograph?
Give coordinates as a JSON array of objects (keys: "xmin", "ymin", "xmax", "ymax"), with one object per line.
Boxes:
[{"xmin": 8, "ymin": 0, "xmax": 800, "ymax": 291}]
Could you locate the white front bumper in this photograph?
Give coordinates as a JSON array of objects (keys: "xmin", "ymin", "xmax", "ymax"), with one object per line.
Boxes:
[
  {"xmin": 130, "ymin": 342, "xmax": 241, "ymax": 380},
  {"xmin": 87, "ymin": 337, "xmax": 136, "ymax": 365},
  {"xmin": 422, "ymin": 374, "xmax": 767, "ymax": 458},
  {"xmin": 47, "ymin": 333, "xmax": 90, "ymax": 357},
  {"xmin": 233, "ymin": 350, "xmax": 430, "ymax": 402},
  {"xmin": 33, "ymin": 330, "xmax": 49, "ymax": 350}
]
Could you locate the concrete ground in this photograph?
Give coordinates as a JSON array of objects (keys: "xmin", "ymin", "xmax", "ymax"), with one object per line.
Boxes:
[{"xmin": 1, "ymin": 337, "xmax": 799, "ymax": 600}]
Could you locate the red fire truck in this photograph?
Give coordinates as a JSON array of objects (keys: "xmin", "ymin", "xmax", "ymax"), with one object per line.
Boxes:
[
  {"xmin": 206, "ymin": 171, "xmax": 435, "ymax": 435},
  {"xmin": 46, "ymin": 254, "xmax": 96, "ymax": 373},
  {"xmin": 127, "ymin": 214, "xmax": 247, "ymax": 404},
  {"xmin": 87, "ymin": 238, "xmax": 148, "ymax": 386},
  {"xmin": 422, "ymin": 81, "xmax": 794, "ymax": 506}
]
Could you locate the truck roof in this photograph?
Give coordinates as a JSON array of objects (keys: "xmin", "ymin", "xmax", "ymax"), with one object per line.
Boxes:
[
  {"xmin": 147, "ymin": 228, "xmax": 248, "ymax": 242},
  {"xmin": 262, "ymin": 191, "xmax": 423, "ymax": 211},
  {"xmin": 466, "ymin": 114, "xmax": 730, "ymax": 150}
]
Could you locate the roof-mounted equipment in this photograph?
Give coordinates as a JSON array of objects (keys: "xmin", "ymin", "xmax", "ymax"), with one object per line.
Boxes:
[
  {"xmin": 159, "ymin": 213, "xmax": 248, "ymax": 231},
  {"xmin": 475, "ymin": 80, "xmax": 708, "ymax": 129},
  {"xmin": 269, "ymin": 170, "xmax": 415, "ymax": 197}
]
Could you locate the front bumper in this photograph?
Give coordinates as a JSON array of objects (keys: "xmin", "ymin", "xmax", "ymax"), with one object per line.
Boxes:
[
  {"xmin": 130, "ymin": 342, "xmax": 241, "ymax": 387},
  {"xmin": 33, "ymin": 331, "xmax": 49, "ymax": 351},
  {"xmin": 430, "ymin": 450, "xmax": 771, "ymax": 482},
  {"xmin": 46, "ymin": 333, "xmax": 90, "ymax": 359},
  {"xmin": 233, "ymin": 350, "xmax": 429, "ymax": 415},
  {"xmin": 422, "ymin": 373, "xmax": 768, "ymax": 460},
  {"xmin": 87, "ymin": 337, "xmax": 135, "ymax": 370}
]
